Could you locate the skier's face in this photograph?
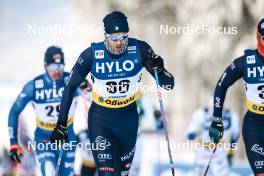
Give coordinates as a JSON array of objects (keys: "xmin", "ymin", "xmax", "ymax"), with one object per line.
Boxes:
[
  {"xmin": 105, "ymin": 32, "xmax": 128, "ymax": 55},
  {"xmin": 46, "ymin": 63, "xmax": 64, "ymax": 81}
]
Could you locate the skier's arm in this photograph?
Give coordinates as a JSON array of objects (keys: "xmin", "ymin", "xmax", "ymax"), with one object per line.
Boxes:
[
  {"xmin": 58, "ymin": 48, "xmax": 93, "ymax": 123},
  {"xmin": 213, "ymin": 56, "xmax": 244, "ymax": 118},
  {"xmin": 139, "ymin": 40, "xmax": 175, "ymax": 90},
  {"xmin": 8, "ymin": 81, "xmax": 34, "ymax": 145}
]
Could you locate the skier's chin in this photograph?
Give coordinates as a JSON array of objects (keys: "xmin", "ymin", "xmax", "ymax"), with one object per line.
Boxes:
[
  {"xmin": 51, "ymin": 72, "xmax": 63, "ymax": 81},
  {"xmin": 52, "ymin": 76, "xmax": 61, "ymax": 81},
  {"xmin": 115, "ymin": 47, "xmax": 122, "ymax": 52},
  {"xmin": 113, "ymin": 47, "xmax": 125, "ymax": 55}
]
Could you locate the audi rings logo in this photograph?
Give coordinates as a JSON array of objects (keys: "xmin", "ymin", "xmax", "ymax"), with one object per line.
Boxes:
[
  {"xmin": 255, "ymin": 161, "xmax": 264, "ymax": 169},
  {"xmin": 98, "ymin": 154, "xmax": 112, "ymax": 160}
]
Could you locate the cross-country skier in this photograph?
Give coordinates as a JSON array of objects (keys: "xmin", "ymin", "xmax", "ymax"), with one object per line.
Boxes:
[
  {"xmin": 50, "ymin": 11, "xmax": 174, "ymax": 176},
  {"xmin": 187, "ymin": 96, "xmax": 240, "ymax": 176},
  {"xmin": 8, "ymin": 46, "xmax": 79, "ymax": 176},
  {"xmin": 209, "ymin": 18, "xmax": 264, "ymax": 175}
]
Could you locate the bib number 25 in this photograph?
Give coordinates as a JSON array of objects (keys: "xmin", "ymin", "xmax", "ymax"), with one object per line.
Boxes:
[{"xmin": 45, "ymin": 105, "xmax": 60, "ymax": 117}]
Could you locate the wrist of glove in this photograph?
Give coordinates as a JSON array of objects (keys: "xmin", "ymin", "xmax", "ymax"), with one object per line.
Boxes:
[
  {"xmin": 10, "ymin": 144, "xmax": 23, "ymax": 163},
  {"xmin": 209, "ymin": 116, "xmax": 224, "ymax": 144},
  {"xmin": 50, "ymin": 121, "xmax": 68, "ymax": 144}
]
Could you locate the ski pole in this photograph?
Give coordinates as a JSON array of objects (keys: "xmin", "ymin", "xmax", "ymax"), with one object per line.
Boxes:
[
  {"xmin": 153, "ymin": 68, "xmax": 175, "ymax": 176},
  {"xmin": 55, "ymin": 143, "xmax": 64, "ymax": 176},
  {"xmin": 203, "ymin": 145, "xmax": 217, "ymax": 176}
]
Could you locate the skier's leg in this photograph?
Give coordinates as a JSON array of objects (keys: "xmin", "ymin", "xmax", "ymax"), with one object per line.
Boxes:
[
  {"xmin": 88, "ymin": 109, "xmax": 115, "ymax": 176},
  {"xmin": 59, "ymin": 130, "xmax": 76, "ymax": 176},
  {"xmin": 81, "ymin": 164, "xmax": 97, "ymax": 176},
  {"xmin": 129, "ymin": 134, "xmax": 143, "ymax": 176},
  {"xmin": 77, "ymin": 129, "xmax": 97, "ymax": 176},
  {"xmin": 242, "ymin": 111, "xmax": 264, "ymax": 175},
  {"xmin": 115, "ymin": 108, "xmax": 139, "ymax": 176},
  {"xmin": 35, "ymin": 140, "xmax": 57, "ymax": 176}
]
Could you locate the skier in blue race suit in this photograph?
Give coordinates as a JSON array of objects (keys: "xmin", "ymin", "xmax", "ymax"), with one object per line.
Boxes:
[
  {"xmin": 209, "ymin": 18, "xmax": 264, "ymax": 176},
  {"xmin": 8, "ymin": 46, "xmax": 79, "ymax": 176},
  {"xmin": 50, "ymin": 11, "xmax": 175, "ymax": 176}
]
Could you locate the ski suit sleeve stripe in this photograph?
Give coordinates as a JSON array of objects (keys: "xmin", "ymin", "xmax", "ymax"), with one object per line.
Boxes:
[
  {"xmin": 8, "ymin": 81, "xmax": 34, "ymax": 145},
  {"xmin": 58, "ymin": 48, "xmax": 93, "ymax": 122},
  {"xmin": 138, "ymin": 40, "xmax": 175, "ymax": 90},
  {"xmin": 213, "ymin": 56, "xmax": 244, "ymax": 117}
]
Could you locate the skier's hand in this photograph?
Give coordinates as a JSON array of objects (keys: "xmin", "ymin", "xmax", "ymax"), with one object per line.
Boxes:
[
  {"xmin": 146, "ymin": 49, "xmax": 164, "ymax": 72},
  {"xmin": 209, "ymin": 117, "xmax": 224, "ymax": 144},
  {"xmin": 151, "ymin": 55, "xmax": 164, "ymax": 71},
  {"xmin": 10, "ymin": 144, "xmax": 23, "ymax": 163},
  {"xmin": 50, "ymin": 121, "xmax": 68, "ymax": 144}
]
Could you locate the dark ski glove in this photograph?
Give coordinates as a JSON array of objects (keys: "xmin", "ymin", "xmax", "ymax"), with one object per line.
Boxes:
[
  {"xmin": 50, "ymin": 121, "xmax": 68, "ymax": 144},
  {"xmin": 146, "ymin": 49, "xmax": 165, "ymax": 72},
  {"xmin": 10, "ymin": 144, "xmax": 23, "ymax": 163},
  {"xmin": 209, "ymin": 117, "xmax": 224, "ymax": 144}
]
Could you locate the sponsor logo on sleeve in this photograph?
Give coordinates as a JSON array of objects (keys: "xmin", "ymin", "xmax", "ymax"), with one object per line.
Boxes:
[
  {"xmin": 78, "ymin": 56, "xmax": 84, "ymax": 65},
  {"xmin": 215, "ymin": 97, "xmax": 221, "ymax": 108}
]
